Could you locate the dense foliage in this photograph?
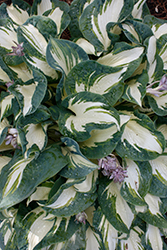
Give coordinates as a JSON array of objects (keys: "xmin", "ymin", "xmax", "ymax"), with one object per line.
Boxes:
[{"xmin": 0, "ymin": 0, "xmax": 167, "ymax": 249}]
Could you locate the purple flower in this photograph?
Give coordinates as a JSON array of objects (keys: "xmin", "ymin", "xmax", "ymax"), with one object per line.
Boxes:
[
  {"xmin": 146, "ymin": 74, "xmax": 167, "ymax": 97},
  {"xmin": 98, "ymin": 154, "xmax": 127, "ymax": 184},
  {"xmin": 75, "ymin": 212, "xmax": 87, "ymax": 224},
  {"xmin": 7, "ymin": 41, "xmax": 24, "ymax": 57},
  {"xmin": 5, "ymin": 128, "xmax": 19, "ymax": 149}
]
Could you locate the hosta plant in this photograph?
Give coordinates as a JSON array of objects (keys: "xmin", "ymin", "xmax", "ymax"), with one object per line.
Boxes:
[{"xmin": 1, "ymin": 0, "xmax": 167, "ymax": 249}]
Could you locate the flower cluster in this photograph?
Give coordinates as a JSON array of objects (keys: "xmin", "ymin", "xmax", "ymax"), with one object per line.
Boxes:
[
  {"xmin": 5, "ymin": 128, "xmax": 18, "ymax": 148},
  {"xmin": 98, "ymin": 154, "xmax": 128, "ymax": 183}
]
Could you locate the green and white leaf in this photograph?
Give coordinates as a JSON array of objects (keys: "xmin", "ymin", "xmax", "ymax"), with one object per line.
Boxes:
[
  {"xmin": 73, "ymin": 170, "xmax": 98, "ymax": 193},
  {"xmin": 69, "ymin": 0, "xmax": 94, "ymax": 39},
  {"xmin": 93, "ymin": 207, "xmax": 119, "ymax": 250},
  {"xmin": 6, "ymin": 3, "xmax": 29, "ymax": 25},
  {"xmin": 0, "ymin": 156, "xmax": 11, "ymax": 174},
  {"xmin": 34, "ymin": 219, "xmax": 85, "ymax": 250},
  {"xmin": 119, "ymin": 226, "xmax": 144, "ymax": 250},
  {"xmin": 0, "ymin": 144, "xmax": 68, "ymax": 209},
  {"xmin": 149, "ymin": 151, "xmax": 167, "ymax": 197},
  {"xmin": 147, "ymin": 93, "xmax": 167, "ymax": 116},
  {"xmin": 17, "ymin": 24, "xmax": 58, "ymax": 79},
  {"xmin": 84, "ymin": 226, "xmax": 101, "ymax": 250},
  {"xmin": 145, "ymin": 224, "xmax": 163, "ymax": 250},
  {"xmin": 98, "ymin": 177, "xmax": 134, "ymax": 234},
  {"xmin": 42, "ymin": 177, "xmax": 97, "ymax": 217},
  {"xmin": 79, "ymin": 0, "xmax": 133, "ymax": 52},
  {"xmin": 64, "ymin": 60, "xmax": 125, "ymax": 105},
  {"xmin": 121, "ymin": 19, "xmax": 153, "ymax": 44},
  {"xmin": 75, "ymin": 38, "xmax": 101, "ymax": 56},
  {"xmin": 79, "ymin": 123, "xmax": 122, "ymax": 159},
  {"xmin": 116, "ymin": 111, "xmax": 165, "ymax": 161},
  {"xmin": 58, "ymin": 92, "xmax": 120, "ymax": 142},
  {"xmin": 27, "ymin": 181, "xmax": 54, "ymax": 206},
  {"xmin": 122, "ymin": 71, "xmax": 148, "ymax": 106},
  {"xmin": 9, "ymin": 63, "xmax": 34, "ymax": 83},
  {"xmin": 157, "ymin": 124, "xmax": 167, "ymax": 140},
  {"xmin": 136, "ymin": 193, "xmax": 167, "ymax": 228},
  {"xmin": 121, "ymin": 159, "xmax": 152, "ymax": 206},
  {"xmin": 18, "ymin": 207, "xmax": 55, "ymax": 250},
  {"xmin": 60, "ymin": 137, "xmax": 99, "ymax": 179},
  {"xmin": 0, "ymin": 93, "xmax": 14, "ymax": 120},
  {"xmin": 46, "ymin": 37, "xmax": 89, "ymax": 76},
  {"xmin": 33, "ymin": 0, "xmax": 70, "ymax": 36},
  {"xmin": 0, "ymin": 117, "xmax": 10, "ymax": 144},
  {"xmin": 97, "ymin": 42, "xmax": 144, "ymax": 80},
  {"xmin": 0, "ymin": 25, "xmax": 18, "ymax": 52},
  {"xmin": 145, "ymin": 35, "xmax": 163, "ymax": 83},
  {"xmin": 10, "ymin": 69, "xmax": 47, "ymax": 116},
  {"xmin": 132, "ymin": 0, "xmax": 148, "ymax": 19}
]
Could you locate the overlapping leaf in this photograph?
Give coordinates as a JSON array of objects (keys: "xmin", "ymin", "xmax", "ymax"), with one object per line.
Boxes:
[
  {"xmin": 97, "ymin": 42, "xmax": 145, "ymax": 80},
  {"xmin": 121, "ymin": 159, "xmax": 152, "ymax": 206},
  {"xmin": 17, "ymin": 23, "xmax": 58, "ymax": 79},
  {"xmin": 116, "ymin": 111, "xmax": 165, "ymax": 161},
  {"xmin": 64, "ymin": 60, "xmax": 125, "ymax": 105},
  {"xmin": 60, "ymin": 137, "xmax": 99, "ymax": 179},
  {"xmin": 98, "ymin": 177, "xmax": 134, "ymax": 234},
  {"xmin": 41, "ymin": 177, "xmax": 97, "ymax": 217},
  {"xmin": 79, "ymin": 0, "xmax": 133, "ymax": 52},
  {"xmin": 0, "ymin": 144, "xmax": 68, "ymax": 209}
]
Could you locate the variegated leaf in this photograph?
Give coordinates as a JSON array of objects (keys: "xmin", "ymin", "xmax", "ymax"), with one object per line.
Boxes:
[
  {"xmin": 58, "ymin": 92, "xmax": 120, "ymax": 142},
  {"xmin": 6, "ymin": 3, "xmax": 29, "ymax": 25},
  {"xmin": 121, "ymin": 159, "xmax": 152, "ymax": 206},
  {"xmin": 73, "ymin": 170, "xmax": 98, "ymax": 193},
  {"xmin": 42, "ymin": 177, "xmax": 97, "ymax": 217},
  {"xmin": 34, "ymin": 221, "xmax": 86, "ymax": 250},
  {"xmin": 97, "ymin": 42, "xmax": 144, "ymax": 80},
  {"xmin": 93, "ymin": 207, "xmax": 119, "ymax": 250},
  {"xmin": 121, "ymin": 19, "xmax": 153, "ymax": 44},
  {"xmin": 132, "ymin": 0, "xmax": 148, "ymax": 20},
  {"xmin": 144, "ymin": 35, "xmax": 163, "ymax": 83},
  {"xmin": 116, "ymin": 111, "xmax": 165, "ymax": 161},
  {"xmin": 84, "ymin": 227, "xmax": 101, "ymax": 250},
  {"xmin": 10, "ymin": 69, "xmax": 47, "ymax": 116},
  {"xmin": 120, "ymin": 226, "xmax": 144, "ymax": 250},
  {"xmin": 79, "ymin": 123, "xmax": 122, "ymax": 159},
  {"xmin": 0, "ymin": 156, "xmax": 11, "ymax": 174},
  {"xmin": 75, "ymin": 38, "xmax": 101, "ymax": 56},
  {"xmin": 46, "ymin": 37, "xmax": 89, "ymax": 76},
  {"xmin": 32, "ymin": 0, "xmax": 70, "ymax": 37},
  {"xmin": 27, "ymin": 181, "xmax": 54, "ymax": 205},
  {"xmin": 64, "ymin": 60, "xmax": 125, "ymax": 105},
  {"xmin": 17, "ymin": 24, "xmax": 58, "ymax": 79},
  {"xmin": 79, "ymin": 0, "xmax": 133, "ymax": 52},
  {"xmin": 149, "ymin": 150, "xmax": 167, "ymax": 197},
  {"xmin": 158, "ymin": 124, "xmax": 167, "ymax": 140},
  {"xmin": 0, "ymin": 25, "xmax": 18, "ymax": 52},
  {"xmin": 145, "ymin": 224, "xmax": 163, "ymax": 250},
  {"xmin": 122, "ymin": 71, "xmax": 148, "ymax": 106},
  {"xmin": 0, "ymin": 93, "xmax": 14, "ymax": 120},
  {"xmin": 0, "ymin": 144, "xmax": 68, "ymax": 209},
  {"xmin": 0, "ymin": 117, "xmax": 10, "ymax": 145},
  {"xmin": 98, "ymin": 177, "xmax": 134, "ymax": 233},
  {"xmin": 147, "ymin": 91, "xmax": 167, "ymax": 116},
  {"xmin": 60, "ymin": 137, "xmax": 99, "ymax": 179},
  {"xmin": 136, "ymin": 193, "xmax": 167, "ymax": 228},
  {"xmin": 69, "ymin": 0, "xmax": 94, "ymax": 40}
]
